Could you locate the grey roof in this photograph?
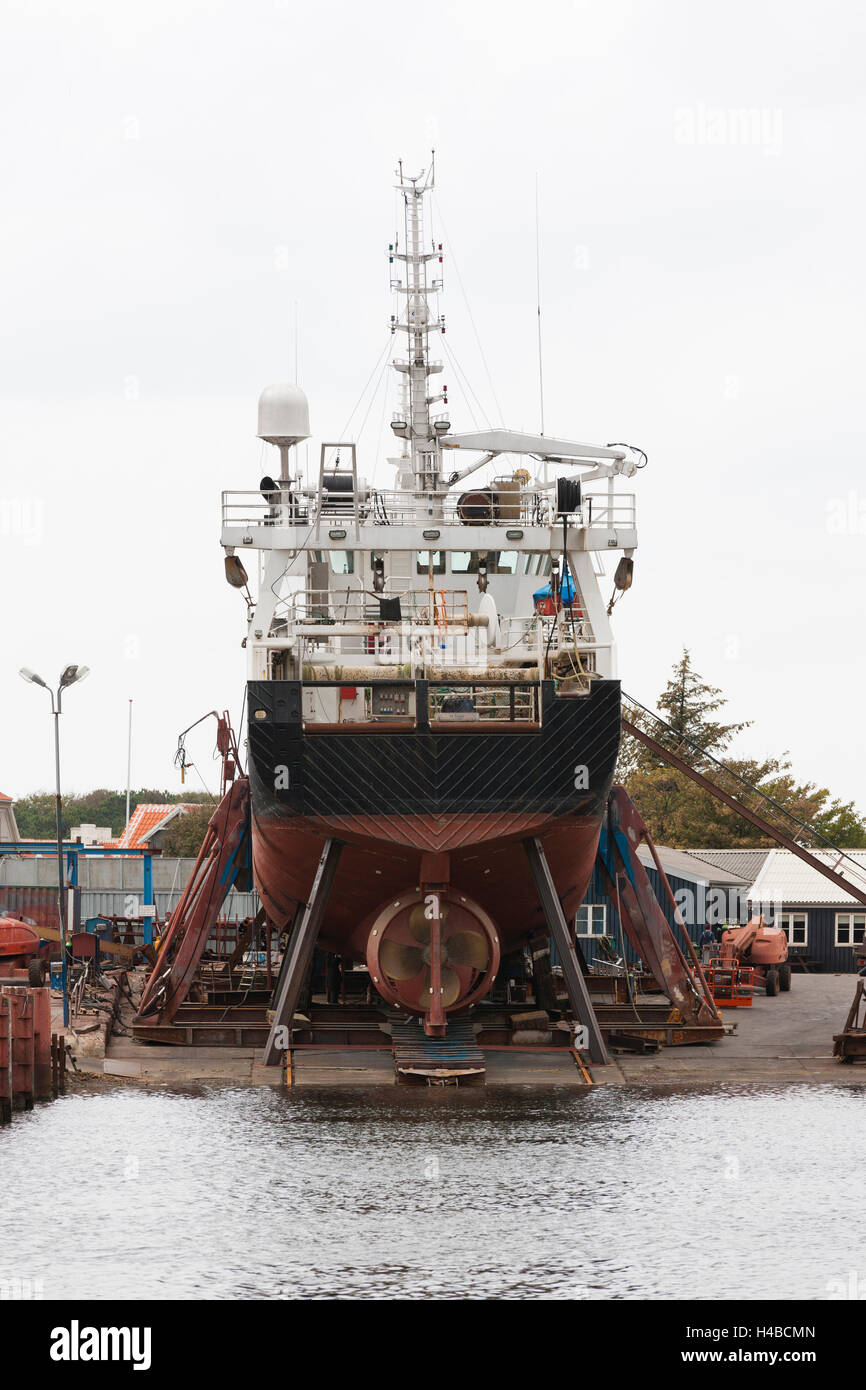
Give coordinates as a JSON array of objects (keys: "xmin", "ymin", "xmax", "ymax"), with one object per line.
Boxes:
[
  {"xmin": 750, "ymin": 849, "xmax": 866, "ymax": 907},
  {"xmin": 636, "ymin": 844, "xmax": 748, "ymax": 886},
  {"xmin": 681, "ymin": 848, "xmax": 772, "ymax": 883}
]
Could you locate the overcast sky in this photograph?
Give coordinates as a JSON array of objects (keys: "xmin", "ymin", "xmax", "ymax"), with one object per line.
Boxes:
[{"xmin": 1, "ymin": 0, "xmax": 864, "ymax": 814}]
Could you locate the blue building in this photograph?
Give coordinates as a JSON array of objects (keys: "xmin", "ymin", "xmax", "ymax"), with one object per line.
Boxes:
[
  {"xmin": 576, "ymin": 844, "xmax": 748, "ymax": 969},
  {"xmin": 578, "ymin": 844, "xmax": 866, "ymax": 974}
]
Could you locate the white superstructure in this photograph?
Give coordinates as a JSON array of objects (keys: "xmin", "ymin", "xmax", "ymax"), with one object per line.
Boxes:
[{"xmin": 220, "ymin": 163, "xmax": 644, "ymax": 723}]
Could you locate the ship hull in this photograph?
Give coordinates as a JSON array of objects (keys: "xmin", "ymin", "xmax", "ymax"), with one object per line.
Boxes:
[{"xmin": 247, "ymin": 678, "xmax": 621, "ymax": 961}]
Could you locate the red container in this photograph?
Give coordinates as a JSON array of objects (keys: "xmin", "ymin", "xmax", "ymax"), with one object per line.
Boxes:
[
  {"xmin": 8, "ymin": 987, "xmax": 35, "ymax": 1106},
  {"xmin": 32, "ymin": 986, "xmax": 52, "ymax": 1099}
]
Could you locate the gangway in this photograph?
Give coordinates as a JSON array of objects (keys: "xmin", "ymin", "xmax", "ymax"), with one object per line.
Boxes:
[{"xmin": 622, "ymin": 694, "xmax": 866, "ymax": 908}]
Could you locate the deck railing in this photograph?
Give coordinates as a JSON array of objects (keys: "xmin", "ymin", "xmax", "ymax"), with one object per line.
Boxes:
[
  {"xmin": 297, "ymin": 678, "xmax": 544, "ymax": 727},
  {"xmin": 285, "ymin": 586, "xmax": 471, "ymax": 627},
  {"xmin": 221, "ymin": 487, "xmax": 636, "ymax": 533}
]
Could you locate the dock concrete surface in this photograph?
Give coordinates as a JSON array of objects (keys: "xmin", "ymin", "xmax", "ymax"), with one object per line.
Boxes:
[
  {"xmin": 602, "ymin": 973, "xmax": 866, "ymax": 1087},
  {"xmin": 58, "ymin": 972, "xmax": 866, "ymax": 1091},
  {"xmin": 56, "ymin": 976, "xmax": 286, "ymax": 1090}
]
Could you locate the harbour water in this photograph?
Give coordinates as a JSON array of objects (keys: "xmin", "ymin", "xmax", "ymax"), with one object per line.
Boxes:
[{"xmin": 2, "ymin": 1081, "xmax": 863, "ymax": 1301}]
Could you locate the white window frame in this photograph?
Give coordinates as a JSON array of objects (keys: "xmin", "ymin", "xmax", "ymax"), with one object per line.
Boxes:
[
  {"xmin": 835, "ymin": 912, "xmax": 866, "ymax": 947},
  {"xmin": 576, "ymin": 904, "xmax": 607, "ymax": 937},
  {"xmin": 779, "ymin": 911, "xmax": 808, "ymax": 947}
]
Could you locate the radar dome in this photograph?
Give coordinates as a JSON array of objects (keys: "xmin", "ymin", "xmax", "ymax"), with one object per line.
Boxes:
[{"xmin": 257, "ymin": 383, "xmax": 311, "ymax": 446}]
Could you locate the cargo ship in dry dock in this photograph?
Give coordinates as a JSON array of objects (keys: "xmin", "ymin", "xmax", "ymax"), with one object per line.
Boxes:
[{"xmin": 220, "ymin": 162, "xmax": 645, "ymax": 1036}]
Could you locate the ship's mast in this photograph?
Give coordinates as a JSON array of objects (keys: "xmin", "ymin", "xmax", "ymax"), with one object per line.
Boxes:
[{"xmin": 390, "ymin": 159, "xmax": 447, "ymax": 493}]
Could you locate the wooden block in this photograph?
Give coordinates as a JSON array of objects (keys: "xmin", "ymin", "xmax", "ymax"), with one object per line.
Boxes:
[{"xmin": 510, "ymin": 1010, "xmax": 549, "ymax": 1029}]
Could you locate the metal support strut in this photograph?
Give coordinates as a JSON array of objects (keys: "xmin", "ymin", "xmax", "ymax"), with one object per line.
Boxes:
[
  {"xmin": 597, "ymin": 787, "xmax": 721, "ymax": 1031},
  {"xmin": 263, "ymin": 839, "xmax": 343, "ymax": 1065},
  {"xmin": 523, "ymin": 836, "xmax": 608, "ymax": 1064},
  {"xmin": 135, "ymin": 775, "xmax": 250, "ymax": 1025}
]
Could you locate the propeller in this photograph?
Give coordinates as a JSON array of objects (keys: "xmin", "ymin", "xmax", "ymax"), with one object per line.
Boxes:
[
  {"xmin": 379, "ymin": 906, "xmax": 490, "ymax": 998},
  {"xmin": 367, "ymin": 890, "xmax": 502, "ymax": 1030}
]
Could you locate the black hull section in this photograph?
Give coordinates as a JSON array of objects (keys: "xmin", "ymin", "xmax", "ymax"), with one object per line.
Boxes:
[
  {"xmin": 245, "ymin": 679, "xmax": 621, "ymax": 954},
  {"xmin": 247, "ymin": 678, "xmax": 621, "ymax": 822}
]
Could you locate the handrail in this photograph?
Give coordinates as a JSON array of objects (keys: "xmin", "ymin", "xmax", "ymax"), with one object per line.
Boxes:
[
  {"xmin": 221, "ymin": 488, "xmax": 637, "ymax": 532},
  {"xmin": 287, "ymin": 677, "xmax": 543, "ymax": 727}
]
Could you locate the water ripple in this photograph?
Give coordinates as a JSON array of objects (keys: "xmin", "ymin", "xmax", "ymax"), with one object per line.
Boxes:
[{"xmin": 2, "ymin": 1081, "xmax": 864, "ymax": 1299}]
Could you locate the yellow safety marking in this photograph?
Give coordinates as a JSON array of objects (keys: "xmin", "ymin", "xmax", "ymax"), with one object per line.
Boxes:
[{"xmin": 571, "ymin": 1049, "xmax": 593, "ymax": 1085}]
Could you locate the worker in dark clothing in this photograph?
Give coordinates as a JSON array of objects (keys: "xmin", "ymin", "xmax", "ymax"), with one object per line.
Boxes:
[
  {"xmin": 325, "ymin": 952, "xmax": 342, "ymax": 1005},
  {"xmin": 699, "ymin": 925, "xmax": 716, "ymax": 965}
]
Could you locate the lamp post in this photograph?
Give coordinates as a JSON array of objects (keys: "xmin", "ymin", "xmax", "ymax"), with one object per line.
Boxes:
[{"xmin": 19, "ymin": 664, "xmax": 90, "ymax": 1027}]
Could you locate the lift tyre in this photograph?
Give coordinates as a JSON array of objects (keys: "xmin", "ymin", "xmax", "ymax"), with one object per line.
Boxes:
[
  {"xmin": 765, "ymin": 968, "xmax": 779, "ymax": 997},
  {"xmin": 28, "ymin": 958, "xmax": 46, "ymax": 987},
  {"xmin": 778, "ymin": 962, "xmax": 791, "ymax": 992}
]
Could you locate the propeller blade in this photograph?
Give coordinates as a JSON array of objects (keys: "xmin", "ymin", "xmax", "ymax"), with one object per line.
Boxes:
[
  {"xmin": 415, "ymin": 964, "xmax": 461, "ymax": 1009},
  {"xmin": 408, "ymin": 901, "xmax": 449, "ymax": 943},
  {"xmin": 380, "ymin": 940, "xmax": 425, "ymax": 981},
  {"xmin": 441, "ymin": 965, "xmax": 461, "ymax": 1007},
  {"xmin": 445, "ymin": 929, "xmax": 489, "ymax": 970},
  {"xmin": 417, "ymin": 967, "xmax": 464, "ymax": 1011}
]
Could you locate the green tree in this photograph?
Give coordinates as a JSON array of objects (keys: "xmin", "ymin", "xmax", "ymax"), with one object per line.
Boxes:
[
  {"xmin": 621, "ymin": 652, "xmax": 866, "ymax": 849},
  {"xmin": 158, "ymin": 806, "xmax": 212, "ymax": 857},
  {"xmin": 810, "ymin": 798, "xmax": 866, "ymax": 849},
  {"xmin": 616, "ymin": 649, "xmax": 748, "ymax": 784},
  {"xmin": 656, "ymin": 649, "xmax": 751, "ymax": 752},
  {"xmin": 12, "ymin": 787, "xmax": 212, "ymax": 840}
]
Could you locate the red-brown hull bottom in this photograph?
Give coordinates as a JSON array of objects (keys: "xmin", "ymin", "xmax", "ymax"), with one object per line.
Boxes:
[{"xmin": 251, "ymin": 810, "xmax": 603, "ymax": 961}]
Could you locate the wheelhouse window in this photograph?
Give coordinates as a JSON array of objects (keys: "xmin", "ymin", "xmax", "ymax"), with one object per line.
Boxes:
[
  {"xmin": 448, "ymin": 551, "xmax": 518, "ymax": 574},
  {"xmin": 835, "ymin": 913, "xmax": 866, "ymax": 947},
  {"xmin": 576, "ymin": 904, "xmax": 607, "ymax": 937},
  {"xmin": 779, "ymin": 912, "xmax": 808, "ymax": 947},
  {"xmin": 451, "ymin": 552, "xmax": 476, "ymax": 573},
  {"xmin": 312, "ymin": 549, "xmax": 354, "ymax": 575},
  {"xmin": 522, "ymin": 552, "xmax": 553, "ymax": 576},
  {"xmin": 329, "ymin": 550, "xmax": 354, "ymax": 575},
  {"xmin": 416, "ymin": 550, "xmax": 446, "ymax": 575}
]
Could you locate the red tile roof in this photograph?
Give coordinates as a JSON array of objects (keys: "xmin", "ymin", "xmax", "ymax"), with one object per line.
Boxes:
[
  {"xmin": 104, "ymin": 803, "xmax": 198, "ymax": 850},
  {"xmin": 0, "ymin": 792, "xmax": 12, "ymax": 802}
]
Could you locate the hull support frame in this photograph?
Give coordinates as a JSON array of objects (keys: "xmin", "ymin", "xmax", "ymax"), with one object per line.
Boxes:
[
  {"xmin": 523, "ymin": 835, "xmax": 608, "ymax": 1064},
  {"xmin": 263, "ymin": 838, "xmax": 343, "ymax": 1065}
]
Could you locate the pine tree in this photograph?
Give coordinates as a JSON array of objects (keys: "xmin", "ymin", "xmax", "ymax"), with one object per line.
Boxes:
[
  {"xmin": 620, "ymin": 651, "xmax": 866, "ymax": 848},
  {"xmin": 655, "ymin": 648, "xmax": 750, "ymax": 754}
]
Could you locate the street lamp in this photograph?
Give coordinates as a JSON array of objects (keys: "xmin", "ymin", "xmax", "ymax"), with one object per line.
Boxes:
[{"xmin": 19, "ymin": 664, "xmax": 90, "ymax": 1027}]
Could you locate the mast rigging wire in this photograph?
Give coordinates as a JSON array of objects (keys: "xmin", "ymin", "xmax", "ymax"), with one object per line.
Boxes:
[
  {"xmin": 336, "ymin": 336, "xmax": 393, "ymax": 444},
  {"xmin": 432, "ymin": 192, "xmax": 506, "ymax": 428},
  {"xmin": 440, "ymin": 336, "xmax": 484, "ymax": 432}
]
